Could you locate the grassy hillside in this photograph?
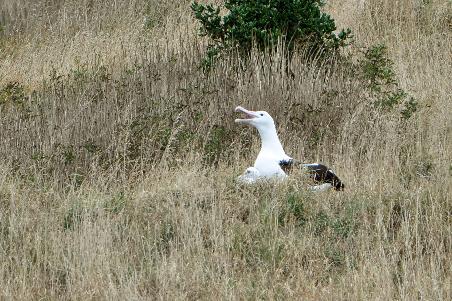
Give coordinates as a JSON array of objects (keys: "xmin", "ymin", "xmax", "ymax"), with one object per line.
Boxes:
[{"xmin": 0, "ymin": 0, "xmax": 450, "ymax": 299}]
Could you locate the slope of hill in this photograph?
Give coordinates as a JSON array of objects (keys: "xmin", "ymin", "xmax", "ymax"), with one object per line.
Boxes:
[{"xmin": 0, "ymin": 0, "xmax": 450, "ymax": 299}]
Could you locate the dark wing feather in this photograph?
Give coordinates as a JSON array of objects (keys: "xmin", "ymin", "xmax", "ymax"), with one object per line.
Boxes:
[
  {"xmin": 302, "ymin": 163, "xmax": 345, "ymax": 191},
  {"xmin": 279, "ymin": 160, "xmax": 345, "ymax": 191}
]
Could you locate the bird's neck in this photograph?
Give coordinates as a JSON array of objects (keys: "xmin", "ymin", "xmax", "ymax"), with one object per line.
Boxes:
[{"xmin": 257, "ymin": 125, "xmax": 287, "ymax": 158}]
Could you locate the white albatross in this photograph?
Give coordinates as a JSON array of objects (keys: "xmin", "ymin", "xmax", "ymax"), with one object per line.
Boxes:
[{"xmin": 235, "ymin": 106, "xmax": 344, "ymax": 191}]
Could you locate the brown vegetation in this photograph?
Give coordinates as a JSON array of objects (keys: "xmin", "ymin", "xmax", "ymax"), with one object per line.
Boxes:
[{"xmin": 0, "ymin": 0, "xmax": 450, "ymax": 299}]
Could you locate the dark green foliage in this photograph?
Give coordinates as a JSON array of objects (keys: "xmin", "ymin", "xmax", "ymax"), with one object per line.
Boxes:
[
  {"xmin": 361, "ymin": 44, "xmax": 397, "ymax": 93},
  {"xmin": 191, "ymin": 0, "xmax": 351, "ymax": 67},
  {"xmin": 400, "ymin": 96, "xmax": 418, "ymax": 120},
  {"xmin": 0, "ymin": 82, "xmax": 26, "ymax": 107},
  {"xmin": 201, "ymin": 45, "xmax": 224, "ymax": 71},
  {"xmin": 360, "ymin": 44, "xmax": 417, "ymax": 119}
]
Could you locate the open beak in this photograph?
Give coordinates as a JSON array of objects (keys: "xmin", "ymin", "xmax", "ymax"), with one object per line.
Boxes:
[{"xmin": 234, "ymin": 106, "xmax": 259, "ymax": 124}]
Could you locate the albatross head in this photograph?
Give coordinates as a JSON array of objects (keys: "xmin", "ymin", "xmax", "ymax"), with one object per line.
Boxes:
[
  {"xmin": 234, "ymin": 106, "xmax": 275, "ymax": 130},
  {"xmin": 234, "ymin": 105, "xmax": 289, "ymax": 170},
  {"xmin": 237, "ymin": 167, "xmax": 260, "ymax": 184}
]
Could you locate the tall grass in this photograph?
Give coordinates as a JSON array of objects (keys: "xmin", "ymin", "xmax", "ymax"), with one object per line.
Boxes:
[{"xmin": 0, "ymin": 0, "xmax": 450, "ymax": 299}]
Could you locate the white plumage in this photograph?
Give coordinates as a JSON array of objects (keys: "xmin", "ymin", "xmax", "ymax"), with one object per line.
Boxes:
[{"xmin": 235, "ymin": 105, "xmax": 344, "ymax": 191}]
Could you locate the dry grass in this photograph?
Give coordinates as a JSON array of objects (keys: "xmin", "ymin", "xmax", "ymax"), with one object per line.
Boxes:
[{"xmin": 0, "ymin": 0, "xmax": 450, "ymax": 299}]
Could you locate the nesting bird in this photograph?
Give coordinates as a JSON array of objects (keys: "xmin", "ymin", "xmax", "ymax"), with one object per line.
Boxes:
[{"xmin": 235, "ymin": 106, "xmax": 344, "ymax": 191}]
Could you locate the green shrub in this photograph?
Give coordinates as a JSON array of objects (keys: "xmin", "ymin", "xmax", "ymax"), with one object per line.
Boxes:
[
  {"xmin": 359, "ymin": 44, "xmax": 417, "ymax": 119},
  {"xmin": 360, "ymin": 44, "xmax": 397, "ymax": 93},
  {"xmin": 191, "ymin": 0, "xmax": 351, "ymax": 68}
]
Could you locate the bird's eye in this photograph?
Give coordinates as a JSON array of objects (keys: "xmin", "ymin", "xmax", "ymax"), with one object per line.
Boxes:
[{"xmin": 260, "ymin": 113, "xmax": 264, "ymax": 116}]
